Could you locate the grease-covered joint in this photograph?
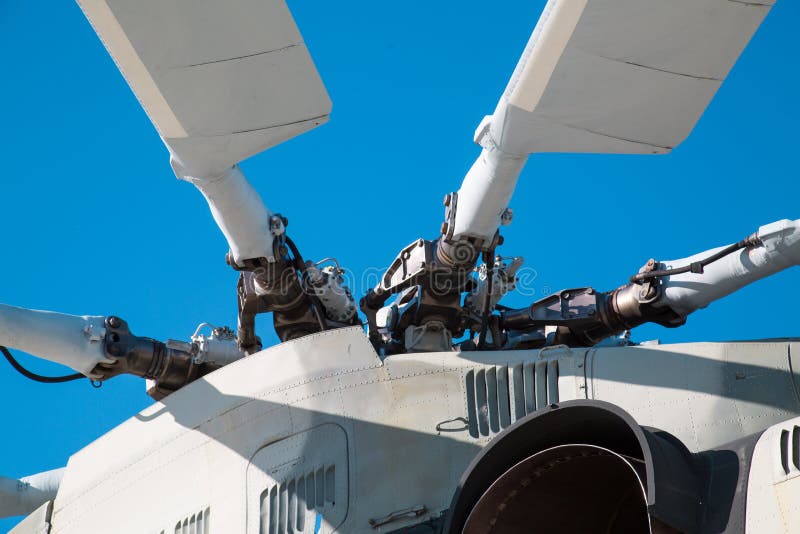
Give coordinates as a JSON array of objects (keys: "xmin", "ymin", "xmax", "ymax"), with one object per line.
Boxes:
[
  {"xmin": 236, "ymin": 264, "xmax": 317, "ymax": 347},
  {"xmin": 92, "ymin": 316, "xmax": 206, "ymax": 400},
  {"xmin": 251, "ymin": 257, "xmax": 306, "ymax": 311},
  {"xmin": 435, "ymin": 238, "xmax": 480, "ymax": 270},
  {"xmin": 606, "ymin": 282, "xmax": 685, "ymax": 329},
  {"xmin": 438, "ymin": 190, "xmax": 503, "ymax": 267},
  {"xmin": 360, "ymin": 238, "xmax": 476, "ymax": 351},
  {"xmin": 500, "ymin": 283, "xmax": 684, "ymax": 348}
]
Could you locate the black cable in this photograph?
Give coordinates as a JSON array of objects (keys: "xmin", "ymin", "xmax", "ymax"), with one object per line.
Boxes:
[
  {"xmin": 284, "ymin": 235, "xmax": 306, "ymax": 267},
  {"xmin": 284, "ymin": 236, "xmax": 329, "ymax": 331},
  {"xmin": 478, "ymin": 249, "xmax": 496, "ymax": 350},
  {"xmin": 629, "ymin": 234, "xmax": 762, "ymax": 284},
  {"xmin": 1, "ymin": 346, "xmax": 85, "ymax": 383}
]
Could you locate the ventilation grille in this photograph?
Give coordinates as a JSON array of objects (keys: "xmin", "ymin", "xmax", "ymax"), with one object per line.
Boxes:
[
  {"xmin": 260, "ymin": 465, "xmax": 336, "ymax": 534},
  {"xmin": 779, "ymin": 426, "xmax": 800, "ymax": 475},
  {"xmin": 248, "ymin": 424, "xmax": 348, "ymax": 534},
  {"xmin": 465, "ymin": 360, "xmax": 559, "ymax": 438},
  {"xmin": 162, "ymin": 506, "xmax": 210, "ymax": 534}
]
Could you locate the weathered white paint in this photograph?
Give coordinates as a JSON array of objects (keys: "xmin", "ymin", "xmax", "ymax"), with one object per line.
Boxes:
[{"xmin": 20, "ymin": 328, "xmax": 797, "ymax": 533}]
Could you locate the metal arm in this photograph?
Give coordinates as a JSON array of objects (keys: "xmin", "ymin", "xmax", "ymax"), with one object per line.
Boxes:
[
  {"xmin": 650, "ymin": 219, "xmax": 800, "ymax": 317},
  {"xmin": 362, "ymin": 102, "xmax": 531, "ymax": 349},
  {"xmin": 174, "ymin": 163, "xmax": 359, "ymax": 349},
  {"xmin": 443, "ymin": 116, "xmax": 528, "ymax": 250},
  {"xmin": 499, "ymin": 219, "xmax": 800, "ymax": 348},
  {"xmin": 0, "ymin": 467, "xmax": 64, "ymax": 519},
  {"xmin": 0, "ymin": 305, "xmax": 109, "ymax": 377},
  {"xmin": 173, "ymin": 163, "xmax": 282, "ymax": 266},
  {"xmin": 0, "ymin": 306, "xmax": 244, "ymax": 399}
]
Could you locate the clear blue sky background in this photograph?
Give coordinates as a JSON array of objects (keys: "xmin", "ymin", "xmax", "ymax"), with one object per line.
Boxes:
[{"xmin": 0, "ymin": 1, "xmax": 798, "ymax": 529}]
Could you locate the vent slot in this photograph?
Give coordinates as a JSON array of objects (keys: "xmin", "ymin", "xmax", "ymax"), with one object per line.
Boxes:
[
  {"xmin": 260, "ymin": 465, "xmax": 337, "ymax": 534},
  {"xmin": 497, "ymin": 365, "xmax": 511, "ymax": 429},
  {"xmin": 548, "ymin": 360, "xmax": 560, "ymax": 404},
  {"xmin": 793, "ymin": 426, "xmax": 800, "ymax": 471},
  {"xmin": 486, "ymin": 367, "xmax": 500, "ymax": 433},
  {"xmin": 466, "ymin": 360, "xmax": 560, "ymax": 437},
  {"xmin": 173, "ymin": 507, "xmax": 210, "ymax": 534},
  {"xmin": 510, "ymin": 364, "xmax": 525, "ymax": 422},
  {"xmin": 780, "ymin": 429, "xmax": 790, "ymax": 475},
  {"xmin": 248, "ymin": 424, "xmax": 347, "ymax": 534},
  {"xmin": 475, "ymin": 369, "xmax": 490, "ymax": 436}
]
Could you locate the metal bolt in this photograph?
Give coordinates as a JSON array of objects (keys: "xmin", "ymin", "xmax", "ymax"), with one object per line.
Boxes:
[
  {"xmin": 443, "ymin": 194, "xmax": 451, "ymax": 207},
  {"xmin": 108, "ymin": 316, "xmax": 121, "ymax": 328}
]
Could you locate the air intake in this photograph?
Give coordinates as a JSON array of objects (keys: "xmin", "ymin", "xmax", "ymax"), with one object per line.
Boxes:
[
  {"xmin": 165, "ymin": 506, "xmax": 210, "ymax": 534},
  {"xmin": 465, "ymin": 360, "xmax": 559, "ymax": 438},
  {"xmin": 248, "ymin": 424, "xmax": 348, "ymax": 534},
  {"xmin": 260, "ymin": 465, "xmax": 336, "ymax": 534}
]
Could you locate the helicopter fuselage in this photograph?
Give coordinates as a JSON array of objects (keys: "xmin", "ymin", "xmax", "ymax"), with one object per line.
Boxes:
[{"xmin": 12, "ymin": 327, "xmax": 800, "ymax": 533}]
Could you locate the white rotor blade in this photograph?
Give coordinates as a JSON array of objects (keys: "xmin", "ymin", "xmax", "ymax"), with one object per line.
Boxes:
[
  {"xmin": 494, "ymin": 0, "xmax": 775, "ymax": 155},
  {"xmin": 451, "ymin": 0, "xmax": 774, "ymax": 244},
  {"xmin": 76, "ymin": 0, "xmax": 331, "ymax": 178}
]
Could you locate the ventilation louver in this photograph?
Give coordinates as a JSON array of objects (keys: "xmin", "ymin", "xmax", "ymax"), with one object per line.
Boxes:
[
  {"xmin": 247, "ymin": 424, "xmax": 348, "ymax": 534},
  {"xmin": 260, "ymin": 465, "xmax": 336, "ymax": 534},
  {"xmin": 157, "ymin": 506, "xmax": 210, "ymax": 534},
  {"xmin": 465, "ymin": 360, "xmax": 559, "ymax": 438},
  {"xmin": 779, "ymin": 425, "xmax": 800, "ymax": 475}
]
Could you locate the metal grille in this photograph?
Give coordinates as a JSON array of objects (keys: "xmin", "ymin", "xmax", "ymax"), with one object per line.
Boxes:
[
  {"xmin": 466, "ymin": 360, "xmax": 559, "ymax": 438},
  {"xmin": 260, "ymin": 465, "xmax": 336, "ymax": 534},
  {"xmin": 172, "ymin": 507, "xmax": 210, "ymax": 534}
]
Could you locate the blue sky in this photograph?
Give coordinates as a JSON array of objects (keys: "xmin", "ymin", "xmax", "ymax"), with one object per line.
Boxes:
[{"xmin": 1, "ymin": 0, "xmax": 798, "ymax": 529}]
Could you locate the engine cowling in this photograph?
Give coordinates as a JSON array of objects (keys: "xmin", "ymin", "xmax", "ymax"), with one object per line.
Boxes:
[{"xmin": 444, "ymin": 400, "xmax": 757, "ymax": 533}]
